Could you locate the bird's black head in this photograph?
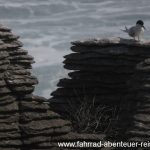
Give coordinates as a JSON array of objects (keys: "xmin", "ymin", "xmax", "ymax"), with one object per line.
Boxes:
[
  {"xmin": 136, "ymin": 20, "xmax": 144, "ymax": 26},
  {"xmin": 136, "ymin": 20, "xmax": 146, "ymax": 30}
]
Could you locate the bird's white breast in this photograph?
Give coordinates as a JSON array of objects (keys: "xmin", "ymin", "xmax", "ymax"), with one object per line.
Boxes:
[{"xmin": 128, "ymin": 25, "xmax": 144, "ymax": 37}]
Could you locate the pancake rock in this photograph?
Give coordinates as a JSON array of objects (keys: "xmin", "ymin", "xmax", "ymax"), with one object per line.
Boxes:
[
  {"xmin": 50, "ymin": 37, "xmax": 150, "ymax": 143},
  {"xmin": 0, "ymin": 24, "xmax": 37, "ymax": 150},
  {"xmin": 0, "ymin": 24, "xmax": 105, "ymax": 150},
  {"xmin": 0, "ymin": 25, "xmax": 70, "ymax": 150}
]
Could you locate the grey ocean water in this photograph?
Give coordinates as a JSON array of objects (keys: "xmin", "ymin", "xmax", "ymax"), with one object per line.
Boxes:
[{"xmin": 1, "ymin": 0, "xmax": 150, "ymax": 98}]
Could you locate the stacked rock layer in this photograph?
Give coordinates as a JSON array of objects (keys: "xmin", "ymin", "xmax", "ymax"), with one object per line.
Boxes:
[
  {"xmin": 0, "ymin": 25, "xmax": 105, "ymax": 150},
  {"xmin": 0, "ymin": 25, "xmax": 71, "ymax": 150},
  {"xmin": 0, "ymin": 24, "xmax": 35, "ymax": 150},
  {"xmin": 51, "ymin": 38, "xmax": 150, "ymax": 142},
  {"xmin": 123, "ymin": 59, "xmax": 150, "ymax": 142}
]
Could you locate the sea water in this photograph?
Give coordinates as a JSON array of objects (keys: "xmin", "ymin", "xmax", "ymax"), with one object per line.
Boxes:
[{"xmin": 1, "ymin": 0, "xmax": 150, "ymax": 98}]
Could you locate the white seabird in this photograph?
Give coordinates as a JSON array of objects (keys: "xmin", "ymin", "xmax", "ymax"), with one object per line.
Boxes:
[{"xmin": 121, "ymin": 20, "xmax": 146, "ymax": 41}]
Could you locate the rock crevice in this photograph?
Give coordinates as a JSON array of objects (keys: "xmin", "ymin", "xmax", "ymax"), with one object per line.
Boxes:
[
  {"xmin": 0, "ymin": 25, "xmax": 104, "ymax": 150},
  {"xmin": 1, "ymin": 23, "xmax": 150, "ymax": 149}
]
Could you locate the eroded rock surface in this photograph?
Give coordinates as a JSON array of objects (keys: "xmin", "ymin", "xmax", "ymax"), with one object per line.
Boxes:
[
  {"xmin": 0, "ymin": 25, "xmax": 72, "ymax": 150},
  {"xmin": 51, "ymin": 37, "xmax": 150, "ymax": 143},
  {"xmin": 0, "ymin": 25, "xmax": 105, "ymax": 150}
]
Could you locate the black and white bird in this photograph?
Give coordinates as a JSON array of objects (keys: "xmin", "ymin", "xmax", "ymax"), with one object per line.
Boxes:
[{"xmin": 121, "ymin": 20, "xmax": 146, "ymax": 41}]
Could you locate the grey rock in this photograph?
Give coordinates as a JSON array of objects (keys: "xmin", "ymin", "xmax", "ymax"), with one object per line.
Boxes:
[
  {"xmin": 0, "ymin": 24, "xmax": 75, "ymax": 150},
  {"xmin": 51, "ymin": 37, "xmax": 150, "ymax": 142}
]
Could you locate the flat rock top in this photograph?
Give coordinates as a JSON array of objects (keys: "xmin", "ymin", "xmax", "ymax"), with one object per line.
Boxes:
[{"xmin": 72, "ymin": 37, "xmax": 150, "ymax": 47}]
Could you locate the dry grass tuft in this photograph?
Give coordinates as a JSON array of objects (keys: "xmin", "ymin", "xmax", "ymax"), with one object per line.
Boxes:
[{"xmin": 65, "ymin": 96, "xmax": 119, "ymax": 134}]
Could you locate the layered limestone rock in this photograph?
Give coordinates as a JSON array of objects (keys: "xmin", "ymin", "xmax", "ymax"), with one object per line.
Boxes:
[
  {"xmin": 0, "ymin": 24, "xmax": 105, "ymax": 150},
  {"xmin": 124, "ymin": 59, "xmax": 150, "ymax": 142},
  {"xmin": 0, "ymin": 24, "xmax": 35, "ymax": 150},
  {"xmin": 0, "ymin": 25, "xmax": 72, "ymax": 150},
  {"xmin": 2, "ymin": 22, "xmax": 150, "ymax": 149},
  {"xmin": 50, "ymin": 37, "xmax": 150, "ymax": 142}
]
